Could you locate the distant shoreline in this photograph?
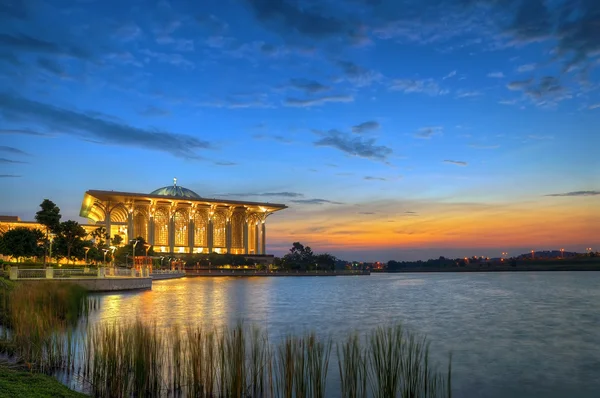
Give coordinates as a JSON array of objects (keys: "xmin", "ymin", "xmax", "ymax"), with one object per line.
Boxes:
[{"xmin": 379, "ymin": 263, "xmax": 600, "ymax": 273}]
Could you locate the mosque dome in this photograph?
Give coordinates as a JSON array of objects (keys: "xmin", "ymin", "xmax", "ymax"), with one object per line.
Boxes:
[{"xmin": 150, "ymin": 178, "xmax": 201, "ymax": 199}]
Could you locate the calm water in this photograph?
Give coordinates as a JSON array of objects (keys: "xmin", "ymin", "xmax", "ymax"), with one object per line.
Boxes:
[{"xmin": 89, "ymin": 272, "xmax": 600, "ymax": 397}]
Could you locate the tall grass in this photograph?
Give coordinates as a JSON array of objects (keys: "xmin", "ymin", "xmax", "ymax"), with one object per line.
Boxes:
[{"xmin": 78, "ymin": 321, "xmax": 450, "ymax": 398}]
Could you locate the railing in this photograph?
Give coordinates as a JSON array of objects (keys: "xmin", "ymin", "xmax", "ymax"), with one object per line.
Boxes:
[
  {"xmin": 151, "ymin": 269, "xmax": 185, "ymax": 274},
  {"xmin": 9, "ymin": 266, "xmax": 151, "ymax": 280}
]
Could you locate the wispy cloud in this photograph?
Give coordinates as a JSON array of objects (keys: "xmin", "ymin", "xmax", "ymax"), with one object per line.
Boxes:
[
  {"xmin": 314, "ymin": 129, "xmax": 392, "ymax": 161},
  {"xmin": 0, "ymin": 158, "xmax": 28, "ymax": 164},
  {"xmin": 223, "ymin": 192, "xmax": 304, "ymax": 198},
  {"xmin": 516, "ymin": 63, "xmax": 536, "ymax": 72},
  {"xmin": 0, "ymin": 93, "xmax": 212, "ymax": 158},
  {"xmin": 291, "ymin": 198, "xmax": 343, "ymax": 205},
  {"xmin": 139, "ymin": 49, "xmax": 194, "ymax": 68},
  {"xmin": 0, "ymin": 129, "xmax": 47, "ymax": 136},
  {"xmin": 284, "ymin": 95, "xmax": 353, "ymax": 107},
  {"xmin": 469, "ymin": 144, "xmax": 500, "ymax": 149},
  {"xmin": 487, "ymin": 71, "xmax": 505, "ymax": 78},
  {"xmin": 138, "ymin": 106, "xmax": 170, "ymax": 117},
  {"xmin": 589, "ymin": 103, "xmax": 600, "ymax": 110},
  {"xmin": 507, "ymin": 76, "xmax": 570, "ymax": 107},
  {"xmin": 545, "ymin": 191, "xmax": 600, "ymax": 197},
  {"xmin": 456, "ymin": 90, "xmax": 482, "ymax": 99},
  {"xmin": 214, "ymin": 161, "xmax": 237, "ymax": 166},
  {"xmin": 0, "ymin": 174, "xmax": 21, "ymax": 178},
  {"xmin": 391, "ymin": 78, "xmax": 449, "ymax": 96},
  {"xmin": 252, "ymin": 134, "xmax": 293, "ymax": 144},
  {"xmin": 288, "ymin": 78, "xmax": 330, "ymax": 93},
  {"xmin": 443, "ymin": 70, "xmax": 457, "ymax": 80},
  {"xmin": 364, "ymin": 176, "xmax": 387, "ymax": 181},
  {"xmin": 443, "ymin": 160, "xmax": 468, "ymax": 166},
  {"xmin": 0, "ymin": 146, "xmax": 29, "ymax": 156},
  {"xmin": 352, "ymin": 121, "xmax": 380, "ymax": 134},
  {"xmin": 415, "ymin": 126, "xmax": 443, "ymax": 139},
  {"xmin": 337, "ymin": 60, "xmax": 382, "ymax": 86}
]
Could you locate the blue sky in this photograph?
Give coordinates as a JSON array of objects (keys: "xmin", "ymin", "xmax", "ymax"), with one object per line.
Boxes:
[{"xmin": 1, "ymin": 0, "xmax": 599, "ymax": 261}]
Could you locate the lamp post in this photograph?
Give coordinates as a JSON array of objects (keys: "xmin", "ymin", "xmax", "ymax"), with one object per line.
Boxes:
[
  {"xmin": 102, "ymin": 249, "xmax": 109, "ymax": 266},
  {"xmin": 109, "ymin": 246, "xmax": 116, "ymax": 267},
  {"xmin": 84, "ymin": 247, "xmax": 90, "ymax": 264},
  {"xmin": 531, "ymin": 250, "xmax": 535, "ymax": 260},
  {"xmin": 560, "ymin": 248, "xmax": 564, "ymax": 259},
  {"xmin": 131, "ymin": 239, "xmax": 139, "ymax": 269},
  {"xmin": 48, "ymin": 233, "xmax": 55, "ymax": 267}
]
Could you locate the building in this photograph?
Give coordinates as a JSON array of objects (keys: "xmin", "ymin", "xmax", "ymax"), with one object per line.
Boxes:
[
  {"xmin": 0, "ymin": 180, "xmax": 287, "ymax": 257},
  {"xmin": 79, "ymin": 180, "xmax": 287, "ymax": 255}
]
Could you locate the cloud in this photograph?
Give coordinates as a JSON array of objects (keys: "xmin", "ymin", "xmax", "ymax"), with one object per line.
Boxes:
[
  {"xmin": 443, "ymin": 70, "xmax": 457, "ymax": 80},
  {"xmin": 506, "ymin": 76, "xmax": 570, "ymax": 107},
  {"xmin": 545, "ymin": 191, "xmax": 600, "ymax": 197},
  {"xmin": 364, "ymin": 176, "xmax": 387, "ymax": 181},
  {"xmin": 0, "ymin": 33, "xmax": 90, "ymax": 60},
  {"xmin": 0, "ymin": 146, "xmax": 29, "ymax": 156},
  {"xmin": 284, "ymin": 95, "xmax": 353, "ymax": 107},
  {"xmin": 252, "ymin": 134, "xmax": 293, "ymax": 144},
  {"xmin": 245, "ymin": 0, "xmax": 349, "ymax": 39},
  {"xmin": 337, "ymin": 60, "xmax": 382, "ymax": 86},
  {"xmin": 390, "ymin": 78, "xmax": 449, "ymax": 96},
  {"xmin": 112, "ymin": 22, "xmax": 143, "ymax": 42},
  {"xmin": 443, "ymin": 160, "xmax": 468, "ymax": 166},
  {"xmin": 358, "ymin": 211, "xmax": 376, "ymax": 215},
  {"xmin": 487, "ymin": 71, "xmax": 505, "ymax": 78},
  {"xmin": 291, "ymin": 199, "xmax": 343, "ymax": 205},
  {"xmin": 37, "ymin": 57, "xmax": 65, "ymax": 76},
  {"xmin": 415, "ymin": 126, "xmax": 443, "ymax": 139},
  {"xmin": 288, "ymin": 78, "xmax": 330, "ymax": 93},
  {"xmin": 313, "ymin": 129, "xmax": 392, "ymax": 161},
  {"xmin": 0, "ymin": 174, "xmax": 21, "ymax": 178},
  {"xmin": 214, "ymin": 161, "xmax": 237, "ymax": 166},
  {"xmin": 199, "ymin": 94, "xmax": 272, "ymax": 109},
  {"xmin": 456, "ymin": 90, "xmax": 482, "ymax": 99},
  {"xmin": 0, "ymin": 93, "xmax": 212, "ymax": 158},
  {"xmin": 589, "ymin": 104, "xmax": 600, "ymax": 110},
  {"xmin": 0, "ymin": 158, "xmax": 28, "ymax": 164},
  {"xmin": 139, "ymin": 49, "xmax": 194, "ymax": 68},
  {"xmin": 138, "ymin": 106, "xmax": 170, "ymax": 117},
  {"xmin": 224, "ymin": 192, "xmax": 304, "ymax": 198},
  {"xmin": 0, "ymin": 129, "xmax": 47, "ymax": 136},
  {"xmin": 352, "ymin": 121, "xmax": 380, "ymax": 134},
  {"xmin": 517, "ymin": 63, "xmax": 536, "ymax": 72}
]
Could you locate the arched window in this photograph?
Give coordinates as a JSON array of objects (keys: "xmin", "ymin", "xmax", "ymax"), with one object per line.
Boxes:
[
  {"xmin": 154, "ymin": 208, "xmax": 169, "ymax": 246},
  {"xmin": 248, "ymin": 214, "xmax": 259, "ymax": 254},
  {"xmin": 133, "ymin": 208, "xmax": 148, "ymax": 241},
  {"xmin": 213, "ymin": 212, "xmax": 226, "ymax": 247},
  {"xmin": 194, "ymin": 210, "xmax": 207, "ymax": 247},
  {"xmin": 174, "ymin": 209, "xmax": 188, "ymax": 246},
  {"xmin": 231, "ymin": 212, "xmax": 244, "ymax": 249}
]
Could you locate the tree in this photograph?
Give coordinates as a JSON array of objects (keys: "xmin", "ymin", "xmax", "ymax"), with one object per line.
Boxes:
[
  {"xmin": 57, "ymin": 220, "xmax": 87, "ymax": 264},
  {"xmin": 282, "ymin": 242, "xmax": 315, "ymax": 270},
  {"xmin": 315, "ymin": 253, "xmax": 337, "ymax": 271},
  {"xmin": 91, "ymin": 227, "xmax": 108, "ymax": 248},
  {"xmin": 0, "ymin": 227, "xmax": 44, "ymax": 261},
  {"xmin": 112, "ymin": 234, "xmax": 123, "ymax": 246},
  {"xmin": 114, "ymin": 236, "xmax": 154, "ymax": 265},
  {"xmin": 35, "ymin": 199, "xmax": 61, "ymax": 265}
]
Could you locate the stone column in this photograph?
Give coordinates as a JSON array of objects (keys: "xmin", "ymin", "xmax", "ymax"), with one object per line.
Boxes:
[
  {"xmin": 243, "ymin": 220, "xmax": 249, "ymax": 254},
  {"xmin": 208, "ymin": 219, "xmax": 214, "ymax": 253},
  {"xmin": 188, "ymin": 219, "xmax": 195, "ymax": 254},
  {"xmin": 127, "ymin": 211, "xmax": 133, "ymax": 242},
  {"xmin": 261, "ymin": 222, "xmax": 266, "ymax": 255},
  {"xmin": 105, "ymin": 207, "xmax": 112, "ymax": 245},
  {"xmin": 148, "ymin": 216, "xmax": 155, "ymax": 245},
  {"xmin": 254, "ymin": 223, "xmax": 259, "ymax": 254},
  {"xmin": 226, "ymin": 220, "xmax": 232, "ymax": 254},
  {"xmin": 169, "ymin": 215, "xmax": 175, "ymax": 254}
]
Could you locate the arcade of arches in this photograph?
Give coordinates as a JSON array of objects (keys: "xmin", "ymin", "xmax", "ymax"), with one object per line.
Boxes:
[{"xmin": 79, "ymin": 183, "xmax": 287, "ymax": 255}]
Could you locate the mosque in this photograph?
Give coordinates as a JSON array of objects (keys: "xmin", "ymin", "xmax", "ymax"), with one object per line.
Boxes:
[{"xmin": 1, "ymin": 179, "xmax": 287, "ymax": 256}]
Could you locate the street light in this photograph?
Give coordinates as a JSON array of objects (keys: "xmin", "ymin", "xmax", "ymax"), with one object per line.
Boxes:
[
  {"xmin": 84, "ymin": 247, "xmax": 91, "ymax": 264},
  {"xmin": 48, "ymin": 233, "xmax": 56, "ymax": 267},
  {"xmin": 560, "ymin": 248, "xmax": 564, "ymax": 259},
  {"xmin": 131, "ymin": 239, "xmax": 139, "ymax": 268},
  {"xmin": 109, "ymin": 246, "xmax": 116, "ymax": 266},
  {"xmin": 102, "ymin": 249, "xmax": 109, "ymax": 265},
  {"xmin": 531, "ymin": 250, "xmax": 535, "ymax": 260}
]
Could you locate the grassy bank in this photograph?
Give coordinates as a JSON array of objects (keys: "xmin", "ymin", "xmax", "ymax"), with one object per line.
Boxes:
[{"xmin": 0, "ymin": 363, "xmax": 87, "ymax": 398}]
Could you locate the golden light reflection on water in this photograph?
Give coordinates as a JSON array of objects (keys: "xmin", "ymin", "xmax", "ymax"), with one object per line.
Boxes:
[{"xmin": 91, "ymin": 277, "xmax": 275, "ymax": 331}]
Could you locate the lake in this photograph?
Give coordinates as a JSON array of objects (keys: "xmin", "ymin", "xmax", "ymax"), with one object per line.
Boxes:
[{"xmin": 88, "ymin": 272, "xmax": 600, "ymax": 397}]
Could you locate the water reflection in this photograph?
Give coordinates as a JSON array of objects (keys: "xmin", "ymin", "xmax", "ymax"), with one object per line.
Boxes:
[{"xmin": 87, "ymin": 273, "xmax": 600, "ymax": 398}]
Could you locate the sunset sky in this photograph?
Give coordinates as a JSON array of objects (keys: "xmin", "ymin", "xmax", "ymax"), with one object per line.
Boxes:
[{"xmin": 1, "ymin": 0, "xmax": 598, "ymax": 261}]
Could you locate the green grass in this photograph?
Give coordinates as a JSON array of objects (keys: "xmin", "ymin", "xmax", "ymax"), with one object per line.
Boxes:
[{"xmin": 0, "ymin": 363, "xmax": 87, "ymax": 398}]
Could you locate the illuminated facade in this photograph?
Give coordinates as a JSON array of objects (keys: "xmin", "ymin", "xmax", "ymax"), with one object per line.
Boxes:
[
  {"xmin": 79, "ymin": 180, "xmax": 287, "ymax": 255},
  {"xmin": 0, "ymin": 215, "xmax": 98, "ymax": 237}
]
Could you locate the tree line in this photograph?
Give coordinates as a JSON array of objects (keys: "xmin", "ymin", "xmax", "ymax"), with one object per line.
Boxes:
[{"xmin": 0, "ymin": 199, "xmax": 122, "ymax": 264}]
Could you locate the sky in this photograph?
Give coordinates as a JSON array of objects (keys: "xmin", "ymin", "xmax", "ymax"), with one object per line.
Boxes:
[{"xmin": 0, "ymin": 0, "xmax": 599, "ymax": 261}]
